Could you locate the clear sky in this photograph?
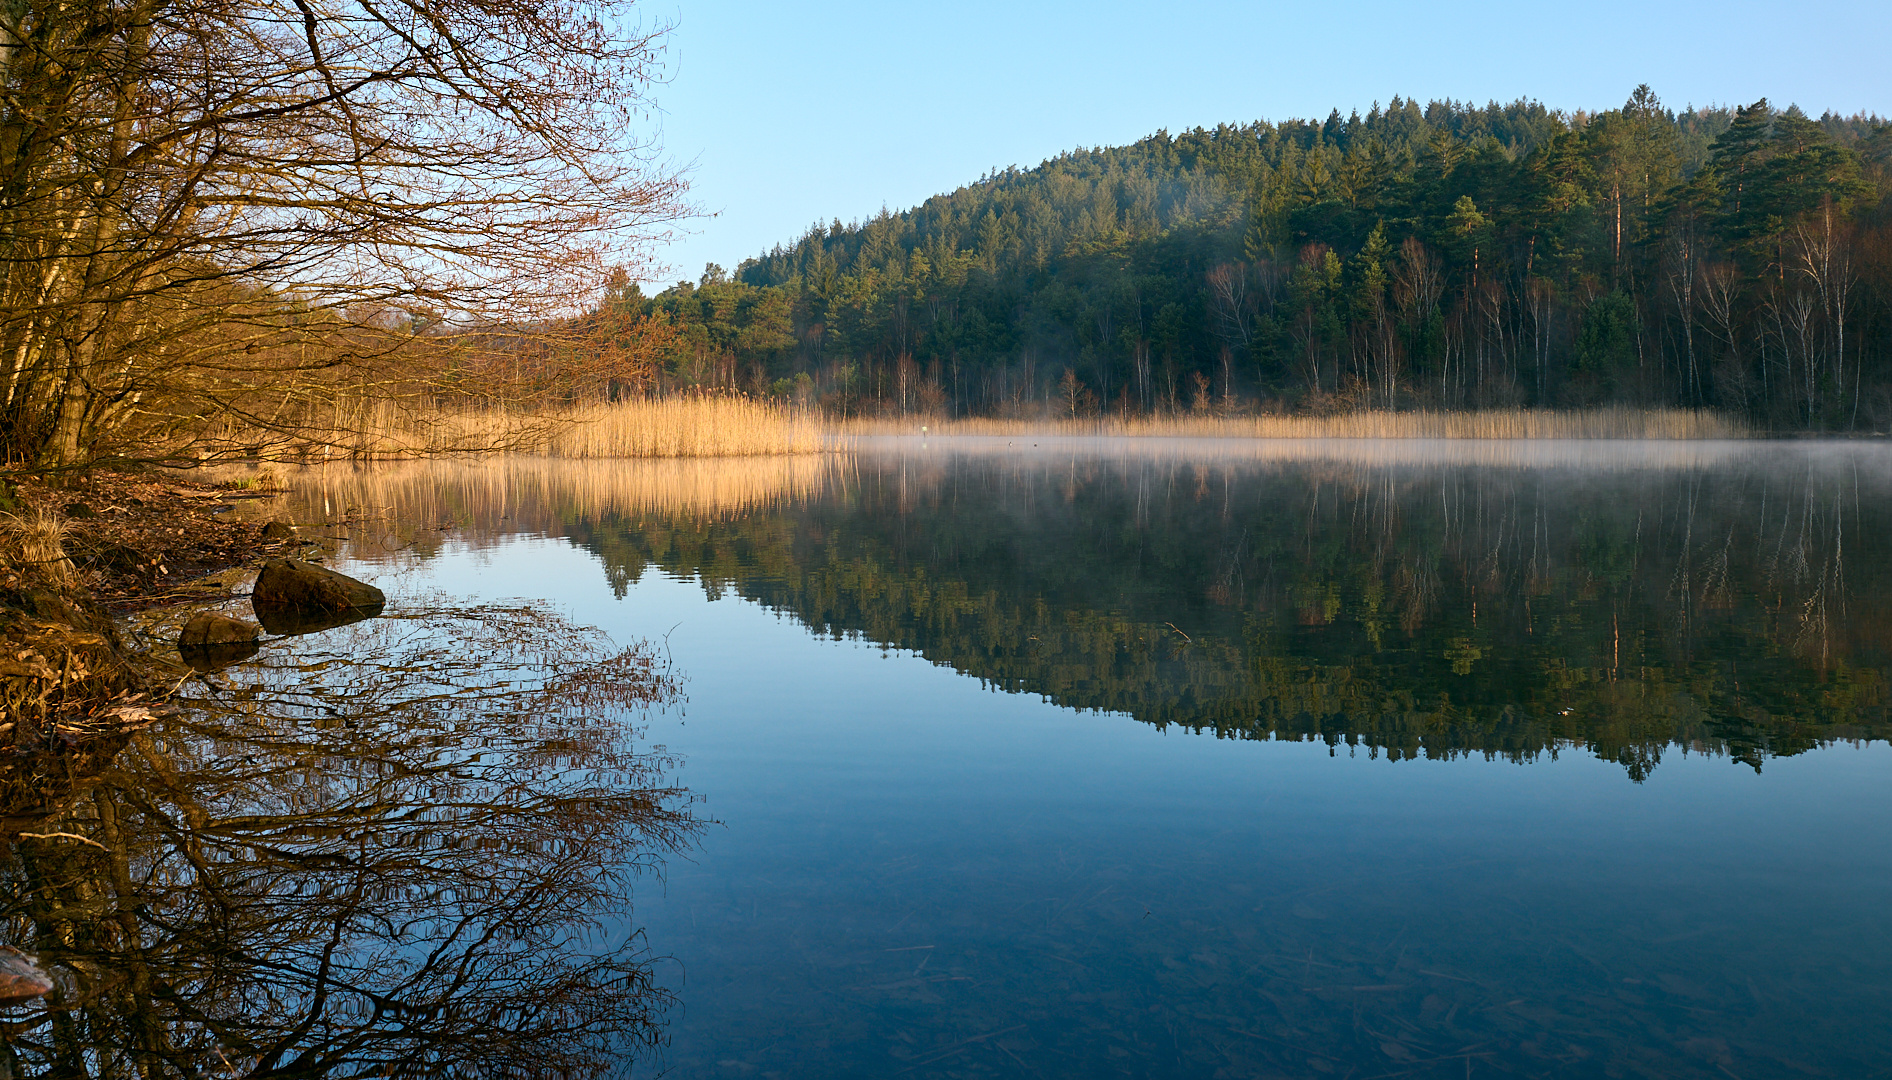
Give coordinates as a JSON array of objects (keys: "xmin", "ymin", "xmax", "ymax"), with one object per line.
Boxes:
[{"xmin": 636, "ymin": 0, "xmax": 1891, "ymax": 287}]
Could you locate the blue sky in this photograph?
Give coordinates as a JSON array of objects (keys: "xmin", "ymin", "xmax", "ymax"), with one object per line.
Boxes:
[{"xmin": 637, "ymin": 0, "xmax": 1891, "ymax": 286}]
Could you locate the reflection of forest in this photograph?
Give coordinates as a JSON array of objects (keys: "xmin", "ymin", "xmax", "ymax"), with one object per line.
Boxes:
[
  {"xmin": 0, "ymin": 604, "xmax": 699, "ymax": 1075},
  {"xmin": 562, "ymin": 453, "xmax": 1890, "ymax": 779}
]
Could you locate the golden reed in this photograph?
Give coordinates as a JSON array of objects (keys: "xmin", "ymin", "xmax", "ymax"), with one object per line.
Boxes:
[
  {"xmin": 546, "ymin": 398, "xmax": 826, "ymax": 457},
  {"xmin": 206, "ymin": 394, "xmax": 828, "ymax": 459}
]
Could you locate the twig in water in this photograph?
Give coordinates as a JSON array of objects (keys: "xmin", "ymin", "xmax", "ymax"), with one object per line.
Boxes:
[
  {"xmin": 1226, "ymin": 1026, "xmax": 1348, "ymax": 1063},
  {"xmin": 17, "ymin": 832, "xmax": 107, "ymax": 851},
  {"xmin": 896, "ymin": 1025, "xmax": 1028, "ymax": 1073}
]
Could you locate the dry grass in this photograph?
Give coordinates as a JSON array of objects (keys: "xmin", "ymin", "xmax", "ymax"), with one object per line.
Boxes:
[
  {"xmin": 0, "ymin": 507, "xmax": 73, "ymax": 582},
  {"xmin": 842, "ymin": 407, "xmax": 1747, "ymax": 441},
  {"xmin": 204, "ymin": 394, "xmax": 829, "ymax": 460}
]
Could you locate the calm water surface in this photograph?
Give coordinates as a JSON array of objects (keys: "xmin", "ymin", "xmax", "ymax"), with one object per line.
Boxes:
[
  {"xmin": 20, "ymin": 438, "xmax": 1892, "ymax": 1078},
  {"xmin": 325, "ymin": 439, "xmax": 1892, "ymax": 1079}
]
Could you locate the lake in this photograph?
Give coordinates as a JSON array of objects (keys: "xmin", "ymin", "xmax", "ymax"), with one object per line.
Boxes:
[{"xmin": 13, "ymin": 438, "xmax": 1892, "ymax": 1077}]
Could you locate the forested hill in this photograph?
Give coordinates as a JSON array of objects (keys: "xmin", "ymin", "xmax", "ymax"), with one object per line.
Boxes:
[{"xmin": 626, "ymin": 90, "xmax": 1892, "ymax": 428}]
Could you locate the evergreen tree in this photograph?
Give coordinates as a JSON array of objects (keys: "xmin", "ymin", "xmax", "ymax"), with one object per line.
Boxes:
[{"xmin": 623, "ymin": 92, "xmax": 1892, "ymax": 429}]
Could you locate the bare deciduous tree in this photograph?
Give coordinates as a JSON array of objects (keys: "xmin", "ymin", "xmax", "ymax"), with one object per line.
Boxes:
[{"xmin": 0, "ymin": 0, "xmax": 689, "ymax": 468}]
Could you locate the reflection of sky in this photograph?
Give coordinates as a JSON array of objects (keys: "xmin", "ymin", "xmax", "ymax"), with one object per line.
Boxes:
[{"xmin": 345, "ymin": 529, "xmax": 1892, "ymax": 1076}]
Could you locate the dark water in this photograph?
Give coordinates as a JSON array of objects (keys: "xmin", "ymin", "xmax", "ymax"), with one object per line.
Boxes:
[{"xmin": 10, "ymin": 439, "xmax": 1892, "ymax": 1077}]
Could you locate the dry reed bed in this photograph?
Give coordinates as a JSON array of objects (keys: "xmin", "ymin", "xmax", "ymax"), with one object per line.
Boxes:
[
  {"xmin": 843, "ymin": 407, "xmax": 1747, "ymax": 441},
  {"xmin": 206, "ymin": 395, "xmax": 829, "ymax": 459},
  {"xmin": 205, "ymin": 402, "xmax": 1744, "ymax": 462},
  {"xmin": 546, "ymin": 398, "xmax": 826, "ymax": 457}
]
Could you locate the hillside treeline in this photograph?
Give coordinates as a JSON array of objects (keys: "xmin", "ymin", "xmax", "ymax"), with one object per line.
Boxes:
[{"xmin": 630, "ymin": 89, "xmax": 1892, "ymax": 428}]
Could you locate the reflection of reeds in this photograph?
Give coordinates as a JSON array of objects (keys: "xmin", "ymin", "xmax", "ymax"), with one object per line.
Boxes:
[
  {"xmin": 206, "ymin": 395, "xmax": 830, "ymax": 459},
  {"xmin": 844, "ymin": 407, "xmax": 1746, "ymax": 440},
  {"xmin": 276, "ymin": 454, "xmax": 845, "ymax": 536}
]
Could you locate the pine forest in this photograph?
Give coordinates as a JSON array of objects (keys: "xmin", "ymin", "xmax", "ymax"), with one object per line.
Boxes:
[{"xmin": 624, "ymin": 88, "xmax": 1892, "ymax": 430}]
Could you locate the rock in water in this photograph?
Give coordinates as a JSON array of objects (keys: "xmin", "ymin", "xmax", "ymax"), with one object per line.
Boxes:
[
  {"xmin": 178, "ymin": 612, "xmax": 263, "ymax": 670},
  {"xmin": 179, "ymin": 639, "xmax": 261, "ymax": 671},
  {"xmin": 0, "ymin": 946, "xmax": 51, "ymax": 1004},
  {"xmin": 178, "ymin": 612, "xmax": 260, "ymax": 646},
  {"xmin": 260, "ymin": 520, "xmax": 299, "ymax": 541},
  {"xmin": 251, "ymin": 559, "xmax": 384, "ymax": 636},
  {"xmin": 253, "ymin": 558, "xmax": 383, "ymax": 611}
]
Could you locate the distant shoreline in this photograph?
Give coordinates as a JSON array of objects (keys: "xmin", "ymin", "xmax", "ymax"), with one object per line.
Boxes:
[{"xmin": 834, "ymin": 407, "xmax": 1745, "ymax": 441}]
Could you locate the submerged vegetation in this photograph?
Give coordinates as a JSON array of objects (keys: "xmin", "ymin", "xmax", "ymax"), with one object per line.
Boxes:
[{"xmin": 636, "ymin": 89, "xmax": 1892, "ymax": 431}]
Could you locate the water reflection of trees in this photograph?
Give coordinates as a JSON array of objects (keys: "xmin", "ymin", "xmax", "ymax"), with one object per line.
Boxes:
[
  {"xmin": 1, "ymin": 603, "xmax": 700, "ymax": 1076},
  {"xmin": 559, "ymin": 454, "xmax": 1891, "ymax": 779}
]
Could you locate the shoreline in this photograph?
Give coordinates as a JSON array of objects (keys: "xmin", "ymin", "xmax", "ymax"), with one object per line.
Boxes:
[
  {"xmin": 1, "ymin": 470, "xmax": 295, "ymax": 780},
  {"xmin": 5, "ymin": 469, "xmax": 296, "ymax": 613},
  {"xmin": 833, "ymin": 405, "xmax": 1750, "ymax": 441}
]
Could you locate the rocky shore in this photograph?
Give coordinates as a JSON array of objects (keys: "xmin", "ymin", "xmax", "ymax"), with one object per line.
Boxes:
[
  {"xmin": 0, "ymin": 468, "xmax": 393, "ymax": 1009},
  {"xmin": 0, "ymin": 468, "xmax": 301, "ymax": 804},
  {"xmin": 4, "ymin": 470, "xmax": 296, "ymax": 608}
]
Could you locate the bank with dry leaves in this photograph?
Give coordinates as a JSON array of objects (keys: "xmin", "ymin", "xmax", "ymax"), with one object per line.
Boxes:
[{"xmin": 0, "ymin": 470, "xmax": 295, "ymax": 775}]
